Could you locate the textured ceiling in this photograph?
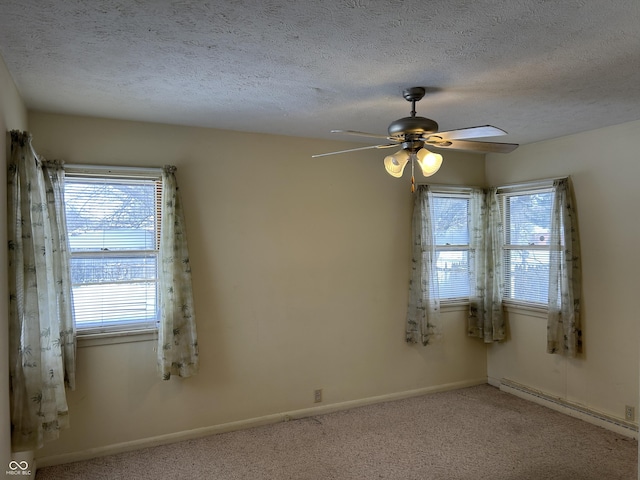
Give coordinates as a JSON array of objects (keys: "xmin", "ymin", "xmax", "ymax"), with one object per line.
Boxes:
[{"xmin": 0, "ymin": 0, "xmax": 639, "ymax": 147}]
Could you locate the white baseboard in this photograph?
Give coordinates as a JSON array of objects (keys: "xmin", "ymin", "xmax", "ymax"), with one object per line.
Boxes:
[
  {"xmin": 497, "ymin": 378, "xmax": 638, "ymax": 440},
  {"xmin": 36, "ymin": 377, "xmax": 487, "ymax": 469}
]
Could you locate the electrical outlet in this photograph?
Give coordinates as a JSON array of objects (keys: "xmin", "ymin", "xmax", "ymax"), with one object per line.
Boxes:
[
  {"xmin": 314, "ymin": 389, "xmax": 322, "ymax": 403},
  {"xmin": 625, "ymin": 405, "xmax": 635, "ymax": 421}
]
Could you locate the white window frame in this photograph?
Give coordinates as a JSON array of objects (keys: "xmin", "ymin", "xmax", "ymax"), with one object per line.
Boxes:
[
  {"xmin": 429, "ymin": 186, "xmax": 473, "ymax": 304},
  {"xmin": 497, "ymin": 180, "xmax": 556, "ymax": 309},
  {"xmin": 64, "ymin": 164, "xmax": 163, "ymax": 337}
]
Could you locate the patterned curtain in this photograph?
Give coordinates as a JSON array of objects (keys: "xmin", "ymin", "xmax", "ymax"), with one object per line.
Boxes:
[
  {"xmin": 406, "ymin": 185, "xmax": 441, "ymax": 346},
  {"xmin": 547, "ymin": 178, "xmax": 582, "ymax": 356},
  {"xmin": 8, "ymin": 131, "xmax": 76, "ymax": 451},
  {"xmin": 468, "ymin": 187, "xmax": 505, "ymax": 342},
  {"xmin": 158, "ymin": 165, "xmax": 199, "ymax": 379}
]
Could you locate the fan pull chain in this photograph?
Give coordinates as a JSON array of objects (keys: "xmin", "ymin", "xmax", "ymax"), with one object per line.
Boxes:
[{"xmin": 411, "ymin": 157, "xmax": 416, "ymax": 193}]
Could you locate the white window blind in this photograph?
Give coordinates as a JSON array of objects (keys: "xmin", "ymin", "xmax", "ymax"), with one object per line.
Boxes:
[
  {"xmin": 499, "ymin": 187, "xmax": 554, "ymax": 305},
  {"xmin": 432, "ymin": 193, "xmax": 470, "ymax": 299},
  {"xmin": 64, "ymin": 173, "xmax": 161, "ymax": 333}
]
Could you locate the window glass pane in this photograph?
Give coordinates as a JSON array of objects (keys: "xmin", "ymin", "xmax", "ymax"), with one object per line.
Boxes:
[
  {"xmin": 503, "ymin": 249, "xmax": 549, "ymax": 303},
  {"xmin": 72, "ymin": 282, "xmax": 157, "ymax": 328},
  {"xmin": 505, "ymin": 192, "xmax": 553, "ymax": 246},
  {"xmin": 436, "ymin": 250, "xmax": 469, "ymax": 298},
  {"xmin": 65, "ymin": 178, "xmax": 157, "ymax": 251},
  {"xmin": 432, "ymin": 196, "xmax": 469, "ymax": 245}
]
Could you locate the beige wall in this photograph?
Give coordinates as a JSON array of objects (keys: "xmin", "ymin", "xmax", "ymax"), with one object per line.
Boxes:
[
  {"xmin": 485, "ymin": 120, "xmax": 640, "ymax": 421},
  {"xmin": 1, "ymin": 55, "xmax": 28, "ymax": 472},
  {"xmin": 28, "ymin": 112, "xmax": 488, "ymax": 462}
]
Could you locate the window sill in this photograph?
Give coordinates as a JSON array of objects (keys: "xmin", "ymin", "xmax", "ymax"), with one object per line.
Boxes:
[
  {"xmin": 77, "ymin": 329, "xmax": 157, "ymax": 348},
  {"xmin": 440, "ymin": 300, "xmax": 470, "ymax": 313},
  {"xmin": 438, "ymin": 299, "xmax": 548, "ymax": 318},
  {"xmin": 503, "ymin": 300, "xmax": 548, "ymax": 318}
]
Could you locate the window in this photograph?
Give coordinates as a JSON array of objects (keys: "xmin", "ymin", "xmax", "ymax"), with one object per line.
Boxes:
[
  {"xmin": 431, "ymin": 192, "xmax": 470, "ymax": 300},
  {"xmin": 498, "ymin": 186, "xmax": 555, "ymax": 305},
  {"xmin": 64, "ymin": 168, "xmax": 162, "ymax": 334}
]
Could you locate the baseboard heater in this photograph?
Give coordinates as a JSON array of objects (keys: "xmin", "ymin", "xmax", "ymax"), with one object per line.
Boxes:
[{"xmin": 499, "ymin": 378, "xmax": 638, "ymax": 440}]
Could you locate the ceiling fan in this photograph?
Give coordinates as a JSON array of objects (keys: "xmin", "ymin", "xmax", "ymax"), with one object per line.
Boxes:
[{"xmin": 313, "ymin": 87, "xmax": 518, "ymax": 190}]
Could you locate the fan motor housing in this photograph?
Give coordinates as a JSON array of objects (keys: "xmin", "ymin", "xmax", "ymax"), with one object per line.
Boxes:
[{"xmin": 388, "ymin": 116, "xmax": 439, "ymax": 137}]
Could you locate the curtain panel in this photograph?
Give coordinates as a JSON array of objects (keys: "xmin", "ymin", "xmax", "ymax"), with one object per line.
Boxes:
[
  {"xmin": 158, "ymin": 165, "xmax": 199, "ymax": 379},
  {"xmin": 406, "ymin": 185, "xmax": 441, "ymax": 345},
  {"xmin": 8, "ymin": 131, "xmax": 76, "ymax": 451},
  {"xmin": 547, "ymin": 178, "xmax": 582, "ymax": 356},
  {"xmin": 468, "ymin": 187, "xmax": 505, "ymax": 342}
]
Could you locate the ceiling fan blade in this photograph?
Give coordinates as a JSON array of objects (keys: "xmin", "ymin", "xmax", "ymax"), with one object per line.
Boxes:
[
  {"xmin": 311, "ymin": 144, "xmax": 398, "ymax": 158},
  {"xmin": 331, "ymin": 129, "xmax": 392, "ymax": 140},
  {"xmin": 428, "ymin": 139, "xmax": 519, "ymax": 154},
  {"xmin": 429, "ymin": 125, "xmax": 507, "ymax": 141}
]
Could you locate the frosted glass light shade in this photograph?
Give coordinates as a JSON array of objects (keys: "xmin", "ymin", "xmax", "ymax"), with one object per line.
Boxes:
[
  {"xmin": 383, "ymin": 150, "xmax": 410, "ymax": 178},
  {"xmin": 416, "ymin": 148, "xmax": 443, "ymax": 177}
]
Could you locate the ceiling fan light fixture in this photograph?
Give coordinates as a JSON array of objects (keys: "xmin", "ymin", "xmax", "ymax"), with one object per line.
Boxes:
[
  {"xmin": 383, "ymin": 149, "xmax": 410, "ymax": 178},
  {"xmin": 314, "ymin": 87, "xmax": 517, "ymax": 190},
  {"xmin": 416, "ymin": 148, "xmax": 443, "ymax": 177}
]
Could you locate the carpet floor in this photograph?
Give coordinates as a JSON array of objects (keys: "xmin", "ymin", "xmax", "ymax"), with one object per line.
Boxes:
[{"xmin": 35, "ymin": 384, "xmax": 638, "ymax": 479}]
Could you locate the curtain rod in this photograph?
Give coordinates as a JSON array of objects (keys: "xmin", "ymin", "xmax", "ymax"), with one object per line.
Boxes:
[
  {"xmin": 64, "ymin": 163, "xmax": 164, "ymax": 177},
  {"xmin": 418, "ymin": 176, "xmax": 569, "ymax": 192},
  {"xmin": 416, "ymin": 182, "xmax": 483, "ymax": 191},
  {"xmin": 496, "ymin": 175, "xmax": 568, "ymax": 192}
]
